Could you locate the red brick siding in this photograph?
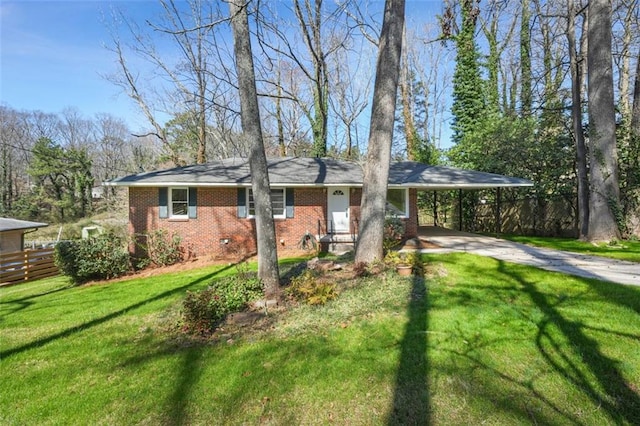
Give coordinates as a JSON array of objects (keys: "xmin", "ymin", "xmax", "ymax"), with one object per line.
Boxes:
[
  {"xmin": 127, "ymin": 186, "xmax": 418, "ymax": 259},
  {"xmin": 406, "ymin": 188, "xmax": 419, "ymax": 237}
]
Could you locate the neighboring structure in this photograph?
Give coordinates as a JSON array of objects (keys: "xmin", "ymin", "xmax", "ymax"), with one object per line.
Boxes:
[
  {"xmin": 91, "ymin": 185, "xmax": 104, "ymax": 200},
  {"xmin": 106, "ymin": 157, "xmax": 532, "ymax": 258},
  {"xmin": 0, "ymin": 218, "xmax": 48, "ymax": 254}
]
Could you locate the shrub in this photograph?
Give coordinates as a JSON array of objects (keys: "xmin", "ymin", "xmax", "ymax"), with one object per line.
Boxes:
[
  {"xmin": 383, "ymin": 250, "xmax": 402, "ymax": 267},
  {"xmin": 181, "ymin": 287, "xmax": 225, "ymax": 335},
  {"xmin": 180, "ymin": 264, "xmax": 263, "ymax": 335},
  {"xmin": 138, "ymin": 229, "xmax": 184, "ymax": 267},
  {"xmin": 209, "ymin": 267, "xmax": 263, "ymax": 313},
  {"xmin": 383, "ymin": 216, "xmax": 405, "ymax": 253},
  {"xmin": 55, "ymin": 233, "xmax": 130, "ymax": 285},
  {"xmin": 286, "ymin": 270, "xmax": 337, "ymax": 305}
]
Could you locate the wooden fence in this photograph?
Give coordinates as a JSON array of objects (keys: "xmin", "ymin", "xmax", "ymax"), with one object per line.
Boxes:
[{"xmin": 0, "ymin": 248, "xmax": 58, "ymax": 286}]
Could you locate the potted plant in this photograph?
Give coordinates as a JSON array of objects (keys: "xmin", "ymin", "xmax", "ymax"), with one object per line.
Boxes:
[
  {"xmin": 385, "ymin": 251, "xmax": 419, "ymax": 276},
  {"xmin": 396, "ymin": 262, "xmax": 413, "ymax": 276}
]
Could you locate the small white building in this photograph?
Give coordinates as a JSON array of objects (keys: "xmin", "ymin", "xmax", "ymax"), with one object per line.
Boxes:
[{"xmin": 0, "ymin": 218, "xmax": 48, "ymax": 254}]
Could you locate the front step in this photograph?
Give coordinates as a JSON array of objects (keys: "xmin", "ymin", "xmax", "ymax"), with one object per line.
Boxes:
[{"xmin": 318, "ymin": 234, "xmax": 357, "ymax": 254}]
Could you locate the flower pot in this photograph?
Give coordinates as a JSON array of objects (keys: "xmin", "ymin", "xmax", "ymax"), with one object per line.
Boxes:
[{"xmin": 396, "ymin": 264, "xmax": 413, "ymax": 276}]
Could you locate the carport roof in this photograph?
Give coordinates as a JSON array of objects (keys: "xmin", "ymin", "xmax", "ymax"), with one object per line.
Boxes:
[
  {"xmin": 106, "ymin": 157, "xmax": 533, "ymax": 189},
  {"xmin": 389, "ymin": 162, "xmax": 534, "ymax": 189},
  {"xmin": 0, "ymin": 218, "xmax": 48, "ymax": 232}
]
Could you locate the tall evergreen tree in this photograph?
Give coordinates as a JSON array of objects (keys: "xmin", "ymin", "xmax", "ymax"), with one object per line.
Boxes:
[{"xmin": 27, "ymin": 137, "xmax": 94, "ymax": 222}]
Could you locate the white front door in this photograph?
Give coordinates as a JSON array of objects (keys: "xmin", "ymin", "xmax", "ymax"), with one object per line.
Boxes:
[{"xmin": 328, "ymin": 187, "xmax": 350, "ymax": 233}]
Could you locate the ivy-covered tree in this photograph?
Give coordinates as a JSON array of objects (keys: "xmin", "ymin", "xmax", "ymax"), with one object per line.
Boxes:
[
  {"xmin": 396, "ymin": 66, "xmax": 440, "ymax": 164},
  {"xmin": 446, "ymin": 0, "xmax": 486, "ymax": 147}
]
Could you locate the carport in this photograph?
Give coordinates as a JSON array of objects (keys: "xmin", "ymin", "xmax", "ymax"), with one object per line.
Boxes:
[{"xmin": 389, "ymin": 163, "xmax": 534, "ymax": 234}]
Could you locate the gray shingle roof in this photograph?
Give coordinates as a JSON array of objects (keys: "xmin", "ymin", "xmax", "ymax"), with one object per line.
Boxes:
[
  {"xmin": 106, "ymin": 157, "xmax": 533, "ymax": 189},
  {"xmin": 0, "ymin": 218, "xmax": 48, "ymax": 232},
  {"xmin": 389, "ymin": 162, "xmax": 534, "ymax": 189}
]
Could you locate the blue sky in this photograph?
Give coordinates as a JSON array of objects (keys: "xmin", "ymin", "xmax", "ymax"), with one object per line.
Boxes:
[
  {"xmin": 1, "ymin": 1, "xmax": 446, "ymax": 135},
  {"xmin": 1, "ymin": 1, "xmax": 171, "ymax": 130}
]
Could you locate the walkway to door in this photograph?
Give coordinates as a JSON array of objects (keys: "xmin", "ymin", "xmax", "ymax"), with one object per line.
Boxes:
[{"xmin": 415, "ymin": 226, "xmax": 640, "ymax": 287}]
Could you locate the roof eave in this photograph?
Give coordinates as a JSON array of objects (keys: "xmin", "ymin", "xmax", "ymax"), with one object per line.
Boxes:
[
  {"xmin": 104, "ymin": 182, "xmax": 364, "ymax": 188},
  {"xmin": 394, "ymin": 182, "xmax": 534, "ymax": 190}
]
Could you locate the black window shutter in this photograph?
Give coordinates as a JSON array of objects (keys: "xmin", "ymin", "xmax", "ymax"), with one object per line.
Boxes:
[
  {"xmin": 188, "ymin": 187, "xmax": 197, "ymax": 219},
  {"xmin": 285, "ymin": 188, "xmax": 294, "ymax": 218},
  {"xmin": 237, "ymin": 187, "xmax": 247, "ymax": 218},
  {"xmin": 159, "ymin": 187, "xmax": 168, "ymax": 218}
]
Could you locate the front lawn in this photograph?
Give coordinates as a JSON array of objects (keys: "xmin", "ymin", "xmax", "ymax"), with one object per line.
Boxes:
[
  {"xmin": 500, "ymin": 234, "xmax": 640, "ymax": 263},
  {"xmin": 2, "ymin": 254, "xmax": 640, "ymax": 424}
]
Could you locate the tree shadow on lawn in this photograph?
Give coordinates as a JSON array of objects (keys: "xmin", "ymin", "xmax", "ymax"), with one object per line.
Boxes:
[
  {"xmin": 427, "ymin": 254, "xmax": 640, "ymax": 424},
  {"xmin": 1, "ymin": 283, "xmax": 73, "ymax": 319},
  {"xmin": 166, "ymin": 345, "xmax": 205, "ymax": 426},
  {"xmin": 387, "ymin": 273, "xmax": 430, "ymax": 425},
  {"xmin": 0, "ymin": 262, "xmax": 240, "ymax": 360},
  {"xmin": 120, "ymin": 332, "xmax": 347, "ymax": 424},
  {"xmin": 118, "ymin": 342, "xmax": 208, "ymax": 425},
  {"xmin": 437, "ymin": 327, "xmax": 581, "ymax": 425},
  {"xmin": 116, "ymin": 267, "xmax": 432, "ymax": 425},
  {"xmin": 497, "ymin": 260, "xmax": 640, "ymax": 425}
]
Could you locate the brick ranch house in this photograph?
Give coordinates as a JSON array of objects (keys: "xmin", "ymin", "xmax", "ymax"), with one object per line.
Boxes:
[{"xmin": 106, "ymin": 157, "xmax": 532, "ymax": 259}]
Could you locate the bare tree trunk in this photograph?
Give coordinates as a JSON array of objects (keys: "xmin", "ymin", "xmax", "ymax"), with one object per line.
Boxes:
[
  {"xmin": 520, "ymin": 0, "xmax": 532, "ymax": 117},
  {"xmin": 626, "ymin": 49, "xmax": 640, "ymax": 236},
  {"xmin": 587, "ymin": 0, "xmax": 621, "ymax": 241},
  {"xmin": 630, "ymin": 51, "xmax": 640, "ymax": 178},
  {"xmin": 294, "ymin": 0, "xmax": 329, "ymax": 158},
  {"xmin": 400, "ymin": 26, "xmax": 417, "ymax": 160},
  {"xmin": 197, "ymin": 84, "xmax": 207, "ymax": 164},
  {"xmin": 355, "ymin": 0, "xmax": 405, "ymax": 265},
  {"xmin": 567, "ymin": 0, "xmax": 589, "ymax": 239},
  {"xmin": 276, "ymin": 69, "xmax": 286, "ymax": 157},
  {"xmin": 229, "ymin": 0, "xmax": 280, "ymax": 298}
]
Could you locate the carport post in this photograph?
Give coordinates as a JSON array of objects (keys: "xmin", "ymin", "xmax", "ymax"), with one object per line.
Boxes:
[
  {"xmin": 458, "ymin": 189, "xmax": 463, "ymax": 231},
  {"xmin": 496, "ymin": 187, "xmax": 502, "ymax": 235},
  {"xmin": 433, "ymin": 191, "xmax": 438, "ymax": 226}
]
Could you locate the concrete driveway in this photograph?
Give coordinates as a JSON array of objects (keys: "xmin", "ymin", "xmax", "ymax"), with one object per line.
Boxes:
[{"xmin": 416, "ymin": 226, "xmax": 640, "ymax": 287}]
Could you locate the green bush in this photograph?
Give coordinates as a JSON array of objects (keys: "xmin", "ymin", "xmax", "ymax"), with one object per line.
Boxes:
[
  {"xmin": 54, "ymin": 233, "xmax": 130, "ymax": 285},
  {"xmin": 383, "ymin": 216, "xmax": 405, "ymax": 253},
  {"xmin": 181, "ymin": 287, "xmax": 225, "ymax": 335},
  {"xmin": 286, "ymin": 270, "xmax": 337, "ymax": 305},
  {"xmin": 137, "ymin": 229, "xmax": 184, "ymax": 267},
  {"xmin": 180, "ymin": 264, "xmax": 263, "ymax": 335}
]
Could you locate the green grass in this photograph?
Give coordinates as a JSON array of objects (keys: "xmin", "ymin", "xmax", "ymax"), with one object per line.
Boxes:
[
  {"xmin": 2, "ymin": 254, "xmax": 640, "ymax": 424},
  {"xmin": 499, "ymin": 234, "xmax": 640, "ymax": 263}
]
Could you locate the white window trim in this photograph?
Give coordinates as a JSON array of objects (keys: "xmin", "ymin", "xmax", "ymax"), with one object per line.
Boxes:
[
  {"xmin": 387, "ymin": 188, "xmax": 409, "ymax": 218},
  {"xmin": 169, "ymin": 187, "xmax": 189, "ymax": 219},
  {"xmin": 248, "ymin": 188, "xmax": 286, "ymax": 219}
]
